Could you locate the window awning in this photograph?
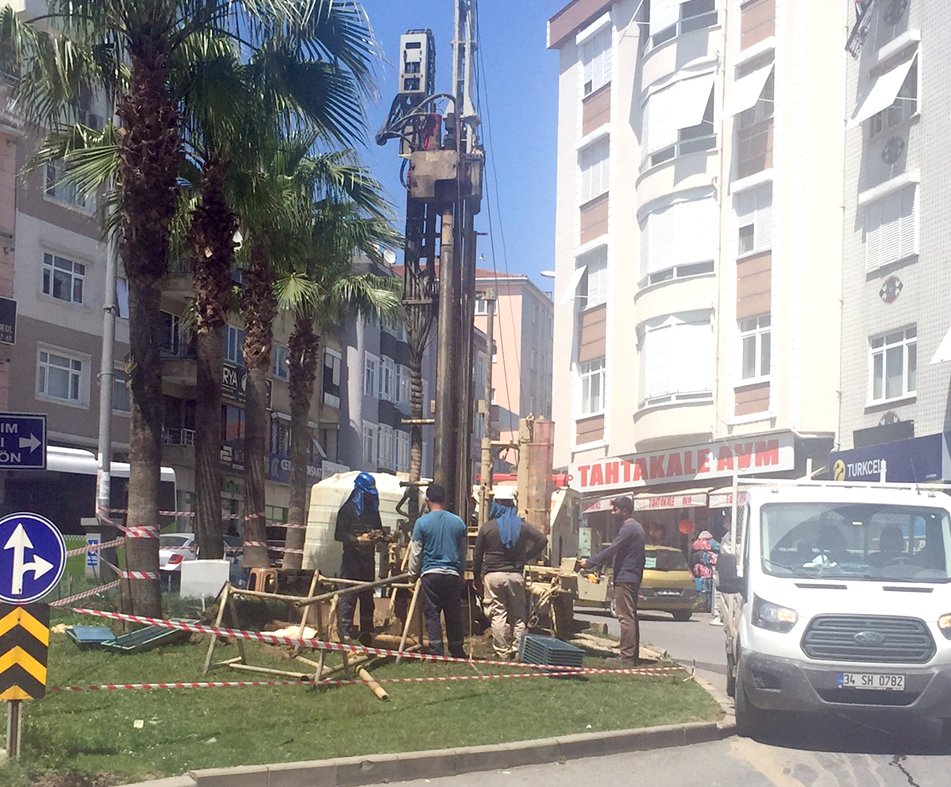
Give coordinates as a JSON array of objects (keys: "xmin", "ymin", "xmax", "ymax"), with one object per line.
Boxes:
[
  {"xmin": 583, "ymin": 496, "xmax": 614, "ymax": 514},
  {"xmin": 730, "ymin": 63, "xmax": 774, "ymax": 116},
  {"xmin": 930, "ymin": 326, "xmax": 951, "ymax": 365},
  {"xmin": 649, "ymin": 0, "xmax": 684, "ymax": 36},
  {"xmin": 848, "ymin": 53, "xmax": 917, "ymax": 128},
  {"xmin": 558, "ymin": 265, "xmax": 587, "ymax": 305},
  {"xmin": 645, "ymin": 73, "xmax": 715, "ymax": 153},
  {"xmin": 633, "ymin": 488, "xmax": 710, "ymax": 511}
]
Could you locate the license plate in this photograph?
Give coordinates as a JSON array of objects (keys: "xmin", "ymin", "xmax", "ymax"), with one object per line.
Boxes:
[
  {"xmin": 655, "ymin": 590, "xmax": 680, "ymax": 597},
  {"xmin": 836, "ymin": 672, "xmax": 905, "ymax": 691}
]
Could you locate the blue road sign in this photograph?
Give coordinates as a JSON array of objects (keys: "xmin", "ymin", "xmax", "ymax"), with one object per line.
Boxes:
[
  {"xmin": 0, "ymin": 513, "xmax": 66, "ymax": 604},
  {"xmin": 0, "ymin": 413, "xmax": 46, "ymax": 470}
]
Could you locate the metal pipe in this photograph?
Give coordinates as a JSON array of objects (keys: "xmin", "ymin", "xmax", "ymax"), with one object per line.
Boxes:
[
  {"xmin": 433, "ymin": 204, "xmax": 457, "ymax": 503},
  {"xmin": 293, "ymin": 573, "xmax": 412, "ymax": 608}
]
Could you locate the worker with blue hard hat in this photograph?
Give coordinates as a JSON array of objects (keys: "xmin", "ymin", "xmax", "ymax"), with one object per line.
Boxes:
[{"xmin": 334, "ymin": 472, "xmax": 384, "ymax": 643}]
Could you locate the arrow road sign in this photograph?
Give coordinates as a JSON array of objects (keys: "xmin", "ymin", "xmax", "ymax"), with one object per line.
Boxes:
[
  {"xmin": 0, "ymin": 413, "xmax": 46, "ymax": 470},
  {"xmin": 0, "ymin": 603, "xmax": 49, "ymax": 701},
  {"xmin": 0, "ymin": 514, "xmax": 65, "ymax": 604}
]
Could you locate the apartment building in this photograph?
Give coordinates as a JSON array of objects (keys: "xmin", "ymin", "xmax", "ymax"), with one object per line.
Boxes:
[
  {"xmin": 474, "ymin": 269, "xmax": 553, "ymax": 470},
  {"xmin": 831, "ymin": 0, "xmax": 951, "ymax": 483},
  {"xmin": 548, "ymin": 0, "xmax": 844, "ymax": 541}
]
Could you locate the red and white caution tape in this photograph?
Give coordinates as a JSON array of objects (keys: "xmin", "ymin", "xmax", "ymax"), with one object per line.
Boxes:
[
  {"xmin": 67, "ymin": 608, "xmax": 681, "ymax": 677},
  {"xmin": 242, "ymin": 541, "xmax": 268, "ymax": 549},
  {"xmin": 65, "ymin": 537, "xmax": 125, "ymax": 557},
  {"xmin": 52, "ymin": 679, "xmax": 310, "ymax": 692},
  {"xmin": 245, "ymin": 512, "xmax": 266, "ymax": 521},
  {"xmin": 117, "ymin": 570, "xmax": 160, "ymax": 580},
  {"xmin": 51, "ymin": 580, "xmax": 122, "ymax": 607},
  {"xmin": 117, "ymin": 524, "xmax": 160, "ymax": 539}
]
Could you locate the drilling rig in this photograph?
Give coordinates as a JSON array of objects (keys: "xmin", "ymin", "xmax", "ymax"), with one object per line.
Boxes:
[{"xmin": 376, "ymin": 1, "xmax": 484, "ymax": 522}]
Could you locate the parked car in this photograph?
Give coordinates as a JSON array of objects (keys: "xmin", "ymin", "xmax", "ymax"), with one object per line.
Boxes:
[
  {"xmin": 574, "ymin": 545, "xmax": 698, "ymax": 621},
  {"xmin": 158, "ymin": 533, "xmax": 197, "ymax": 573}
]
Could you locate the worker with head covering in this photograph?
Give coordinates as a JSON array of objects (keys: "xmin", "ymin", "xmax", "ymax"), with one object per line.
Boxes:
[
  {"xmin": 473, "ymin": 488, "xmax": 548, "ymax": 658},
  {"xmin": 334, "ymin": 472, "xmax": 384, "ymax": 643}
]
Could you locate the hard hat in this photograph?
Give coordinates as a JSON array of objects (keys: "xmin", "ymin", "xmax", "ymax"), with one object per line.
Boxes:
[{"xmin": 493, "ymin": 487, "xmax": 517, "ymax": 502}]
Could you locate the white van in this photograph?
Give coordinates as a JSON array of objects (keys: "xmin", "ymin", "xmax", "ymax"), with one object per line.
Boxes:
[{"xmin": 717, "ymin": 482, "xmax": 951, "ymax": 738}]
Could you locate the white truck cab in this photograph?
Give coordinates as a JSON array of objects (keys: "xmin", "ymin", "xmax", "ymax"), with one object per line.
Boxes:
[{"xmin": 717, "ymin": 482, "xmax": 951, "ymax": 738}]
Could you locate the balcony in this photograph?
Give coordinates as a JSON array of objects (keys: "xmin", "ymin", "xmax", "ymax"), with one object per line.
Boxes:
[
  {"xmin": 633, "ymin": 396, "xmax": 714, "ymax": 450},
  {"xmin": 160, "ymin": 342, "xmax": 197, "ymax": 387},
  {"xmin": 162, "ymin": 428, "xmax": 196, "ymax": 467}
]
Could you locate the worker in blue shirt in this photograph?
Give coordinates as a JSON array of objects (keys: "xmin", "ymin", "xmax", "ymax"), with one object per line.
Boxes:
[{"xmin": 408, "ymin": 484, "xmax": 468, "ymax": 658}]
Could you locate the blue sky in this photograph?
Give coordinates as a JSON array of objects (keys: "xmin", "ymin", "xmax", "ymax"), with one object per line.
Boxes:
[{"xmin": 360, "ymin": 1, "xmax": 565, "ymax": 292}]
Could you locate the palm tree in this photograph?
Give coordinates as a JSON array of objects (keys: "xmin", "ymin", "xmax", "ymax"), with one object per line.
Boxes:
[
  {"xmin": 280, "ymin": 200, "xmax": 401, "ymax": 570},
  {"xmin": 0, "ymin": 2, "xmax": 378, "ymax": 607}
]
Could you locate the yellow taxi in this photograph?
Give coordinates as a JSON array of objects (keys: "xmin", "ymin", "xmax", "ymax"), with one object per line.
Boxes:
[{"xmin": 631, "ymin": 545, "xmax": 698, "ymax": 621}]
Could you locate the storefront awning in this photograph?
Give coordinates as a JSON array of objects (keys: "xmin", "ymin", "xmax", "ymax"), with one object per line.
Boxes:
[
  {"xmin": 848, "ymin": 52, "xmax": 917, "ymax": 128},
  {"xmin": 633, "ymin": 488, "xmax": 710, "ymax": 511},
  {"xmin": 708, "ymin": 488, "xmax": 749, "ymax": 508},
  {"xmin": 583, "ymin": 496, "xmax": 614, "ymax": 514},
  {"xmin": 730, "ymin": 63, "xmax": 773, "ymax": 116}
]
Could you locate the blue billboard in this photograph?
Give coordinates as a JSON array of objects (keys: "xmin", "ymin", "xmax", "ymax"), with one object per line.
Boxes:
[{"xmin": 830, "ymin": 433, "xmax": 950, "ymax": 483}]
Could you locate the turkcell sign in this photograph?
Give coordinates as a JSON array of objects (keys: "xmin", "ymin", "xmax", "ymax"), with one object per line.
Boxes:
[
  {"xmin": 829, "ymin": 433, "xmax": 950, "ymax": 483},
  {"xmin": 0, "ymin": 413, "xmax": 46, "ymax": 469}
]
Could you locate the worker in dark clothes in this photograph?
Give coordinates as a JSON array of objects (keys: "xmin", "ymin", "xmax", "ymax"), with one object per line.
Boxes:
[
  {"xmin": 473, "ymin": 488, "xmax": 548, "ymax": 657},
  {"xmin": 334, "ymin": 472, "xmax": 384, "ymax": 643},
  {"xmin": 580, "ymin": 496, "xmax": 646, "ymax": 665}
]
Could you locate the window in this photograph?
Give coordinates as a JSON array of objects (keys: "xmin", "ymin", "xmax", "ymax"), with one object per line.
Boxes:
[
  {"xmin": 739, "ymin": 315, "xmax": 771, "ymax": 381},
  {"xmin": 38, "ymin": 348, "xmax": 86, "ymax": 404},
  {"xmin": 864, "ymin": 184, "xmax": 916, "ymax": 272},
  {"xmin": 640, "ymin": 313, "xmax": 714, "ymax": 406},
  {"xmin": 650, "ymin": 0, "xmax": 717, "ymax": 49},
  {"xmin": 650, "ymin": 91, "xmax": 716, "ymax": 166},
  {"xmin": 272, "ymin": 343, "xmax": 290, "ymax": 381},
  {"xmin": 364, "ymin": 352, "xmax": 379, "ymax": 397},
  {"xmin": 379, "ymin": 357, "xmax": 396, "ymax": 401},
  {"xmin": 113, "ymin": 367, "xmax": 131, "ymax": 413},
  {"xmin": 323, "ymin": 348, "xmax": 341, "ymax": 408},
  {"xmin": 640, "ymin": 195, "xmax": 716, "ymax": 285},
  {"xmin": 396, "ymin": 430, "xmax": 410, "ymax": 472},
  {"xmin": 363, "ymin": 422, "xmax": 379, "ymax": 466},
  {"xmin": 378, "ymin": 424, "xmax": 394, "ymax": 469},
  {"xmin": 45, "ymin": 159, "xmax": 87, "ymax": 208},
  {"xmin": 115, "ymin": 277, "xmax": 129, "ymax": 319},
  {"xmin": 577, "ymin": 247, "xmax": 608, "ymax": 308},
  {"xmin": 736, "ymin": 184, "xmax": 773, "ymax": 256},
  {"xmin": 396, "ymin": 364, "xmax": 410, "ymax": 405},
  {"xmin": 870, "ymin": 327, "xmax": 916, "ymax": 402},
  {"xmin": 224, "ymin": 325, "xmax": 244, "ymax": 364},
  {"xmin": 221, "ymin": 404, "xmax": 245, "ymax": 442},
  {"xmin": 581, "ymin": 25, "xmax": 612, "ymax": 96},
  {"xmin": 736, "ymin": 71, "xmax": 774, "ymax": 131},
  {"xmin": 270, "ymin": 417, "xmax": 290, "ymax": 455},
  {"xmin": 736, "ymin": 71, "xmax": 774, "ymax": 178},
  {"xmin": 382, "ymin": 312, "xmax": 405, "ymax": 340},
  {"xmin": 475, "ymin": 298, "xmax": 488, "ymax": 315},
  {"xmin": 579, "ymin": 138, "xmax": 610, "ymax": 204},
  {"xmin": 161, "ymin": 312, "xmax": 184, "ymax": 357},
  {"xmin": 42, "ymin": 253, "xmax": 85, "ymax": 304},
  {"xmin": 579, "ymin": 358, "xmax": 605, "ymax": 416}
]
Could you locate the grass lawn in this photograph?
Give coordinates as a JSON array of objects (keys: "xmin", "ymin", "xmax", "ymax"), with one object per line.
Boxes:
[{"xmin": 0, "ymin": 607, "xmax": 721, "ymax": 787}]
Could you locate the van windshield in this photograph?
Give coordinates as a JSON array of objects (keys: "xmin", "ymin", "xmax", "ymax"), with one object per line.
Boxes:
[{"xmin": 761, "ymin": 502, "xmax": 951, "ymax": 582}]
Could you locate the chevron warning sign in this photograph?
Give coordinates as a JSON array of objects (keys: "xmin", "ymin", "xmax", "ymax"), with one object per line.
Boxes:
[{"xmin": 0, "ymin": 603, "xmax": 49, "ymax": 700}]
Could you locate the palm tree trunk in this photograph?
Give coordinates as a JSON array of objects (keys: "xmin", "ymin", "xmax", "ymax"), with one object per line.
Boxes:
[
  {"xmin": 116, "ymin": 33, "xmax": 183, "ymax": 616},
  {"xmin": 241, "ymin": 241, "xmax": 276, "ymax": 568},
  {"xmin": 189, "ymin": 155, "xmax": 236, "ymax": 560},
  {"xmin": 284, "ymin": 314, "xmax": 319, "ymax": 570}
]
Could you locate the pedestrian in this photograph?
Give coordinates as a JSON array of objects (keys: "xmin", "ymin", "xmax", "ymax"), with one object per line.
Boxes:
[
  {"xmin": 408, "ymin": 484, "xmax": 468, "ymax": 658},
  {"xmin": 473, "ymin": 489, "xmax": 548, "ymax": 658},
  {"xmin": 334, "ymin": 472, "xmax": 384, "ymax": 644},
  {"xmin": 579, "ymin": 496, "xmax": 646, "ymax": 666}
]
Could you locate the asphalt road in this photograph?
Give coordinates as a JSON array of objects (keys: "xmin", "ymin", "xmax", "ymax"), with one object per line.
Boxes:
[{"xmin": 388, "ymin": 609, "xmax": 951, "ymax": 786}]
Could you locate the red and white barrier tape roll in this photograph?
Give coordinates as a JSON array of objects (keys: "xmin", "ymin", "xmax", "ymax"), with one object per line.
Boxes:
[
  {"xmin": 68, "ymin": 608, "xmax": 681, "ymax": 677},
  {"xmin": 51, "ymin": 580, "xmax": 122, "ymax": 607},
  {"xmin": 65, "ymin": 537, "xmax": 125, "ymax": 557}
]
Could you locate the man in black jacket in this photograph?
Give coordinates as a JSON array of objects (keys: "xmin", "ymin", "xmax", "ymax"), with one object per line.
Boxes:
[
  {"xmin": 580, "ymin": 496, "xmax": 646, "ymax": 665},
  {"xmin": 473, "ymin": 488, "xmax": 547, "ymax": 658},
  {"xmin": 334, "ymin": 472, "xmax": 384, "ymax": 642}
]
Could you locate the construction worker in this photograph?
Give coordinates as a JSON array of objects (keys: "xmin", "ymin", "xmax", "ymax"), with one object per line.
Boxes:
[
  {"xmin": 408, "ymin": 484, "xmax": 468, "ymax": 658},
  {"xmin": 473, "ymin": 488, "xmax": 547, "ymax": 658},
  {"xmin": 335, "ymin": 472, "xmax": 384, "ymax": 644}
]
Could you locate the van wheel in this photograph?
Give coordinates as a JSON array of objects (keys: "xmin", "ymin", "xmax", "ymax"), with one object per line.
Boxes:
[
  {"xmin": 734, "ymin": 668, "xmax": 768, "ymax": 738},
  {"xmin": 725, "ymin": 651, "xmax": 736, "ymax": 698},
  {"xmin": 672, "ymin": 610, "xmax": 692, "ymax": 621}
]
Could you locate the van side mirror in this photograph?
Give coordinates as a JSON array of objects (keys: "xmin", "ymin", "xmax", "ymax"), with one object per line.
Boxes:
[{"xmin": 716, "ymin": 553, "xmax": 746, "ymax": 596}]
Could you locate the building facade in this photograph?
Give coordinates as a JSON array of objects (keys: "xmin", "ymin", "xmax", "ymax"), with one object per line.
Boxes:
[
  {"xmin": 474, "ymin": 269, "xmax": 553, "ymax": 469},
  {"xmin": 548, "ymin": 0, "xmax": 844, "ymax": 540}
]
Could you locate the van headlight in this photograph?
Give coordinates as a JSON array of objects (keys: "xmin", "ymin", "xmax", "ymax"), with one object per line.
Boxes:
[
  {"xmin": 752, "ymin": 595, "xmax": 798, "ymax": 633},
  {"xmin": 938, "ymin": 614, "xmax": 951, "ymax": 639}
]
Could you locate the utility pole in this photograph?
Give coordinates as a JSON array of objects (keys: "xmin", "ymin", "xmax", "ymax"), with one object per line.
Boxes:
[
  {"xmin": 477, "ymin": 289, "xmax": 495, "ymax": 530},
  {"xmin": 377, "ymin": 0, "xmax": 484, "ymax": 518}
]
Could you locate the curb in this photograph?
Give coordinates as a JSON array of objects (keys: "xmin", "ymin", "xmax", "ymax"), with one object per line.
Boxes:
[{"xmin": 124, "ymin": 720, "xmax": 731, "ymax": 787}]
